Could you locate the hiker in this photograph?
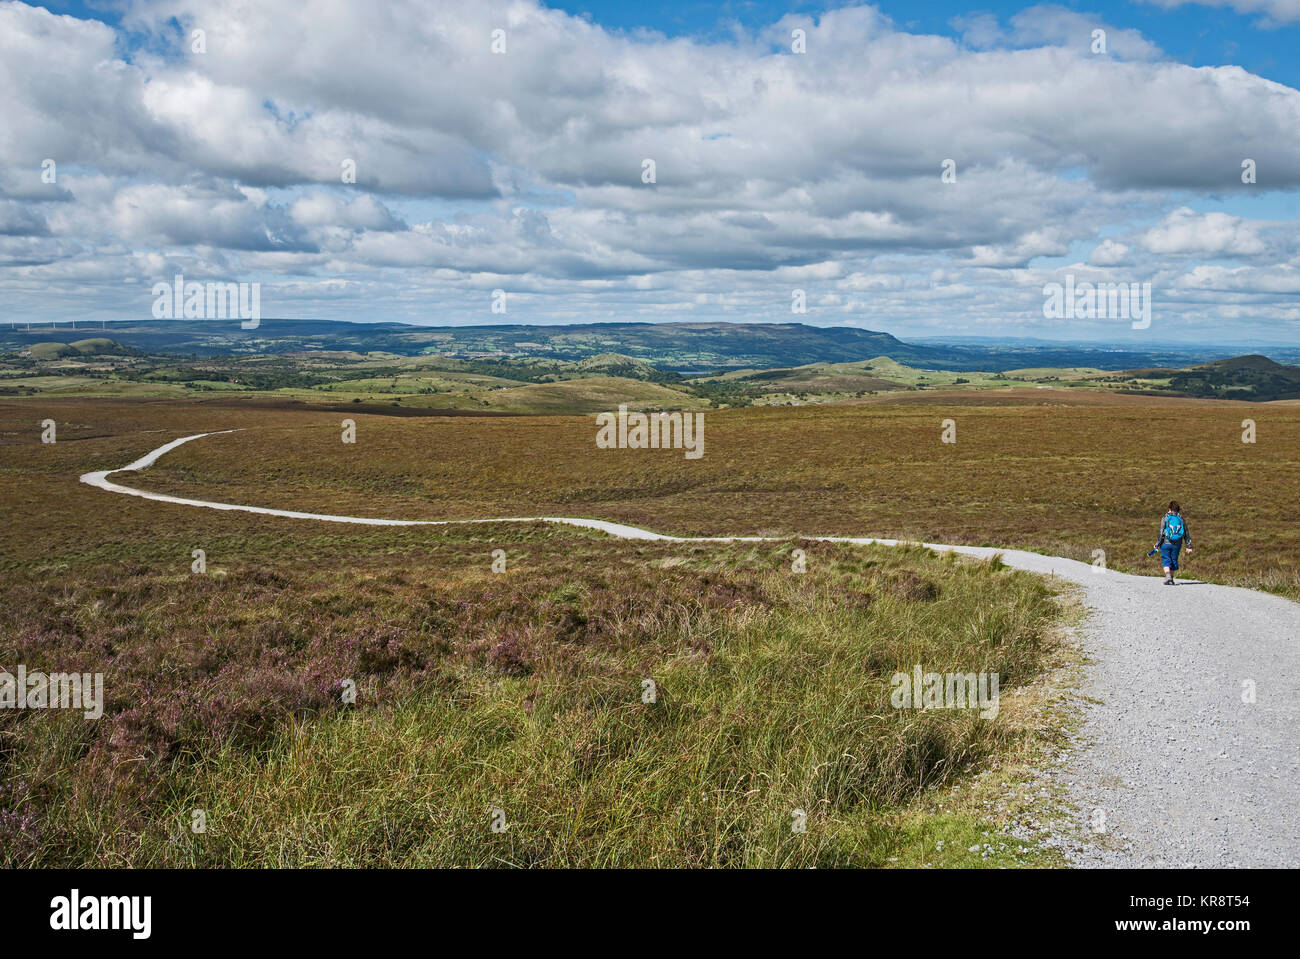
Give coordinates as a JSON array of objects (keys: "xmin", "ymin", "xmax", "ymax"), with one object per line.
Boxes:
[{"xmin": 1155, "ymin": 500, "xmax": 1192, "ymax": 585}]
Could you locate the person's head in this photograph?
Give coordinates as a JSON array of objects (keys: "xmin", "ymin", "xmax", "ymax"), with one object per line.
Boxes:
[{"xmin": 1168, "ymin": 500, "xmax": 1181, "ymax": 514}]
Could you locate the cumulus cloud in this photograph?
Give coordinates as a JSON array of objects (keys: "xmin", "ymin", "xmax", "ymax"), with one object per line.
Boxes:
[
  {"xmin": 0, "ymin": 0, "xmax": 1297, "ymax": 341},
  {"xmin": 289, "ymin": 193, "xmax": 406, "ymax": 232},
  {"xmin": 1141, "ymin": 208, "xmax": 1268, "ymax": 256},
  {"xmin": 1005, "ymin": 5, "xmax": 1163, "ymax": 59},
  {"xmin": 1089, "ymin": 239, "xmax": 1131, "ymax": 265}
]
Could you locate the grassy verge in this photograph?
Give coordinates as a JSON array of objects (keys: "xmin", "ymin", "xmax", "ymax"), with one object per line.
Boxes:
[{"xmin": 2, "ymin": 531, "xmax": 1072, "ymax": 867}]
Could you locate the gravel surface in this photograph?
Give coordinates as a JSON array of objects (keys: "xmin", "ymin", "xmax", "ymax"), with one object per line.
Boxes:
[
  {"xmin": 897, "ymin": 544, "xmax": 1300, "ymax": 869},
  {"xmin": 84, "ymin": 432, "xmax": 1300, "ymax": 868}
]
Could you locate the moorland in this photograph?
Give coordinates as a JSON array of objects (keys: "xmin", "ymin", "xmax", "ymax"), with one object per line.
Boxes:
[{"xmin": 2, "ymin": 320, "xmax": 1296, "ymax": 867}]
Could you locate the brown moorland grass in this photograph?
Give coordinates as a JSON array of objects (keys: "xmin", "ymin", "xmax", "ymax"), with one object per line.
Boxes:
[
  {"xmin": 0, "ymin": 536, "xmax": 1070, "ymax": 866},
  {"xmin": 29, "ymin": 393, "xmax": 1295, "ymax": 599},
  {"xmin": 0, "ymin": 395, "xmax": 1073, "ymax": 865},
  {"xmin": 0, "ymin": 393, "xmax": 1288, "ymax": 866}
]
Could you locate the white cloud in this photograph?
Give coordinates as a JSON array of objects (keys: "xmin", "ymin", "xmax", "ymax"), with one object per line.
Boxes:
[
  {"xmin": 1089, "ymin": 239, "xmax": 1131, "ymax": 265},
  {"xmin": 1006, "ymin": 5, "xmax": 1163, "ymax": 59},
  {"xmin": 289, "ymin": 193, "xmax": 406, "ymax": 231},
  {"xmin": 0, "ymin": 0, "xmax": 1296, "ymax": 341},
  {"xmin": 1141, "ymin": 208, "xmax": 1267, "ymax": 256}
]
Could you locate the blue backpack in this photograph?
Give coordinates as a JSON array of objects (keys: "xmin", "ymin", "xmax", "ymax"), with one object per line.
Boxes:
[{"xmin": 1165, "ymin": 514, "xmax": 1185, "ymax": 541}]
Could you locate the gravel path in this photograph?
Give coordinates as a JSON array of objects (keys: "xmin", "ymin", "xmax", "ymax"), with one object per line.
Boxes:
[
  {"xmin": 910, "ymin": 545, "xmax": 1300, "ymax": 868},
  {"xmin": 1031, "ymin": 559, "xmax": 1300, "ymax": 868},
  {"xmin": 82, "ymin": 431, "xmax": 1300, "ymax": 868}
]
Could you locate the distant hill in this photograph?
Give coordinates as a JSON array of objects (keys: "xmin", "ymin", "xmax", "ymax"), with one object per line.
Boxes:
[
  {"xmin": 8, "ymin": 338, "xmax": 138, "ymax": 360},
  {"xmin": 571, "ymin": 352, "xmax": 664, "ymax": 379},
  {"xmin": 0, "ymin": 319, "xmax": 1250, "ymax": 373},
  {"xmin": 1173, "ymin": 355, "xmax": 1300, "ymax": 401},
  {"xmin": 0, "ymin": 319, "xmax": 933, "ymax": 368},
  {"xmin": 692, "ymin": 355, "xmax": 1114, "ymax": 398},
  {"xmin": 703, "ymin": 358, "xmax": 909, "ymax": 393},
  {"xmin": 4, "ymin": 326, "xmax": 1293, "ymax": 410},
  {"xmin": 1196, "ymin": 355, "xmax": 1293, "ymax": 374},
  {"xmin": 1112, "ymin": 354, "xmax": 1300, "ymax": 401},
  {"xmin": 25, "ymin": 341, "xmax": 78, "ymax": 360},
  {"xmin": 68, "ymin": 337, "xmax": 139, "ymax": 356}
]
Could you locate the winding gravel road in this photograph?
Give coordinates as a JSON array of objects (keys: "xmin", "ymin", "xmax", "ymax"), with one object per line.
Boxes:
[{"xmin": 82, "ymin": 431, "xmax": 1300, "ymax": 868}]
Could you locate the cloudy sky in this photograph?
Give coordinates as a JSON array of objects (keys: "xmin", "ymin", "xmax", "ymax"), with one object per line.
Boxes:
[{"xmin": 2, "ymin": 0, "xmax": 1299, "ymax": 344}]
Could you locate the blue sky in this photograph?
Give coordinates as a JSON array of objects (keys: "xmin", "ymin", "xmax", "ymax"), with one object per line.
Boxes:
[
  {"xmin": 553, "ymin": 1, "xmax": 1300, "ymax": 86},
  {"xmin": 45, "ymin": 0, "xmax": 1300, "ymax": 87},
  {"xmin": 5, "ymin": 1, "xmax": 1300, "ymax": 345}
]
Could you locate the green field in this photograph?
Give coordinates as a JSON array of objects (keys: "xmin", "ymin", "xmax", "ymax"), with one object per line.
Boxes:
[{"xmin": 7, "ymin": 336, "xmax": 1297, "ymax": 412}]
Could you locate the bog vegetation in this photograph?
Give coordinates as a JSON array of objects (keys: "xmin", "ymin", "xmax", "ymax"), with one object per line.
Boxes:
[{"xmin": 2, "ymin": 390, "xmax": 1294, "ymax": 866}]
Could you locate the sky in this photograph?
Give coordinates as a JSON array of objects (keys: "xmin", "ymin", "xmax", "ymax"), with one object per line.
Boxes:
[{"xmin": 2, "ymin": 0, "xmax": 1299, "ymax": 345}]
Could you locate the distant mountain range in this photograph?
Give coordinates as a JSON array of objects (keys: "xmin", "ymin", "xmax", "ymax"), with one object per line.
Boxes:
[
  {"xmin": 5, "ymin": 326, "xmax": 1298, "ymax": 407},
  {"xmin": 0, "ymin": 318, "xmax": 1284, "ymax": 373}
]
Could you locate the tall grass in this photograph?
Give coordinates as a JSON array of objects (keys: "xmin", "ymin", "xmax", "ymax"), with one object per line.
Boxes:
[{"xmin": 1, "ymin": 535, "xmax": 1064, "ymax": 867}]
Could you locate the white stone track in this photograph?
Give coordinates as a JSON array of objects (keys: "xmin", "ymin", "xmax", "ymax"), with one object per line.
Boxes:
[{"xmin": 81, "ymin": 430, "xmax": 1300, "ymax": 868}]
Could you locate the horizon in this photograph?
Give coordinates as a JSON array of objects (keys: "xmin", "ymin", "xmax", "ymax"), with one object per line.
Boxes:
[{"xmin": 5, "ymin": 315, "xmax": 1299, "ymax": 354}]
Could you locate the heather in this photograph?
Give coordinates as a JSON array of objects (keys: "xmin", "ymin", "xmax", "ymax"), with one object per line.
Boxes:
[{"xmin": 0, "ymin": 530, "xmax": 1067, "ymax": 867}]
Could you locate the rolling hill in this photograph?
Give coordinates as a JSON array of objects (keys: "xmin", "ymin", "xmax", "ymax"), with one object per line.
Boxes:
[
  {"xmin": 1109, "ymin": 354, "xmax": 1300, "ymax": 401},
  {"xmin": 0, "ymin": 319, "xmax": 1249, "ymax": 373}
]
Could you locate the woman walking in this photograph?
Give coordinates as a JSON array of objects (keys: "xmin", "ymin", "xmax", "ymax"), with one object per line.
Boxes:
[{"xmin": 1155, "ymin": 500, "xmax": 1192, "ymax": 585}]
